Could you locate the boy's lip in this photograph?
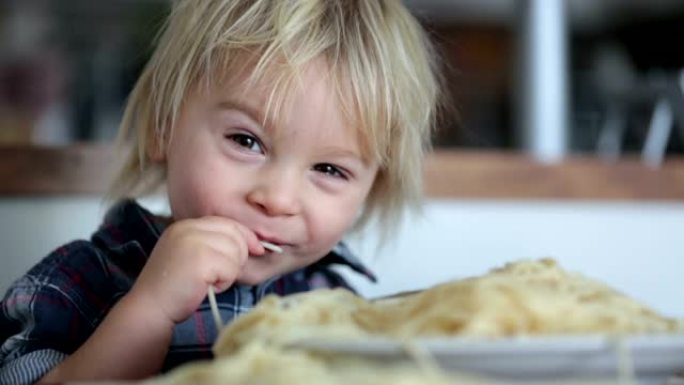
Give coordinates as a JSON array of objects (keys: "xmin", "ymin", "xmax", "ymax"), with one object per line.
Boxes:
[{"xmin": 254, "ymin": 231, "xmax": 290, "ymax": 248}]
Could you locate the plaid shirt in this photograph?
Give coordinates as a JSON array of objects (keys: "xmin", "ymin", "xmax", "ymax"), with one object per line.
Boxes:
[{"xmin": 0, "ymin": 200, "xmax": 376, "ymax": 385}]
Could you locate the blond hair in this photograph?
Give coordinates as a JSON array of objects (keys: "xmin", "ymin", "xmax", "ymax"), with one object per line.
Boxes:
[{"xmin": 109, "ymin": 0, "xmax": 442, "ymax": 242}]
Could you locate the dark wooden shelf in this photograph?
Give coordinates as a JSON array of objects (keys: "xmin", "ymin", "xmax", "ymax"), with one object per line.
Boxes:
[
  {"xmin": 425, "ymin": 151, "xmax": 684, "ymax": 200},
  {"xmin": 0, "ymin": 144, "xmax": 119, "ymax": 195},
  {"xmin": 1, "ymin": 144, "xmax": 684, "ymax": 200}
]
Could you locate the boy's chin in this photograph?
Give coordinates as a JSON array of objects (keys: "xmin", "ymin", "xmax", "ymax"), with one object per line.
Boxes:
[
  {"xmin": 235, "ymin": 268, "xmax": 275, "ymax": 286},
  {"xmin": 236, "ymin": 255, "xmax": 321, "ymax": 286},
  {"xmin": 235, "ymin": 274, "xmax": 264, "ymax": 286}
]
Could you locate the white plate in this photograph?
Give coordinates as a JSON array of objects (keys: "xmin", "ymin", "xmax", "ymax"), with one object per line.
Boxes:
[{"xmin": 287, "ymin": 334, "xmax": 684, "ymax": 384}]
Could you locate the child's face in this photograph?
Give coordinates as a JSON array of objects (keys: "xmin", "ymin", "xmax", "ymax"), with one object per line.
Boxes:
[{"xmin": 163, "ymin": 58, "xmax": 378, "ymax": 285}]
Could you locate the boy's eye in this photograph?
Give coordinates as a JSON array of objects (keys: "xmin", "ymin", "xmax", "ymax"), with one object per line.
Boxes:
[
  {"xmin": 313, "ymin": 163, "xmax": 347, "ymax": 180},
  {"xmin": 226, "ymin": 133, "xmax": 263, "ymax": 153}
]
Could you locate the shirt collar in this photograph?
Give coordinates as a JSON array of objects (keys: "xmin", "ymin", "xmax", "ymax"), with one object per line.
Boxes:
[
  {"xmin": 318, "ymin": 242, "xmax": 377, "ymax": 283},
  {"xmin": 92, "ymin": 199, "xmax": 166, "ymax": 257}
]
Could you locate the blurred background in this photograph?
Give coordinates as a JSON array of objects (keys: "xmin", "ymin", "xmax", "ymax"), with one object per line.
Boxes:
[
  {"xmin": 2, "ymin": 0, "xmax": 684, "ymax": 160},
  {"xmin": 1, "ymin": 0, "xmax": 684, "ymax": 316}
]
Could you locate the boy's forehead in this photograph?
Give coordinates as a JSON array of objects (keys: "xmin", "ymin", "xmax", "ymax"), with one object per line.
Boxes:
[
  {"xmin": 201, "ymin": 58, "xmax": 374, "ymax": 160},
  {"xmin": 212, "ymin": 57, "xmax": 310, "ymax": 123}
]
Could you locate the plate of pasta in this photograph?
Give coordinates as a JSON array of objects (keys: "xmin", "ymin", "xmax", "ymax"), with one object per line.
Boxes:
[
  {"xmin": 209, "ymin": 259, "xmax": 684, "ymax": 383},
  {"xmin": 287, "ymin": 334, "xmax": 684, "ymax": 382}
]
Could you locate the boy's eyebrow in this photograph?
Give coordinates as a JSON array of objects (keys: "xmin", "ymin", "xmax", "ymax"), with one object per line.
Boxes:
[
  {"xmin": 217, "ymin": 100, "xmax": 266, "ymax": 127},
  {"xmin": 318, "ymin": 146, "xmax": 374, "ymax": 168},
  {"xmin": 319, "ymin": 146, "xmax": 362, "ymax": 160}
]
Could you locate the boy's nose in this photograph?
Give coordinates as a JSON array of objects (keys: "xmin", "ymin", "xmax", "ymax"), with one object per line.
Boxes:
[{"xmin": 246, "ymin": 172, "xmax": 301, "ymax": 217}]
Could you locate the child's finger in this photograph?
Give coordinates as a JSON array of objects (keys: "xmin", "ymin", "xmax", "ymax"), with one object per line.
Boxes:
[
  {"xmin": 233, "ymin": 224, "xmax": 265, "ymax": 256},
  {"xmin": 189, "ymin": 216, "xmax": 265, "ymax": 256},
  {"xmin": 207, "ymin": 248, "xmax": 244, "ymax": 292}
]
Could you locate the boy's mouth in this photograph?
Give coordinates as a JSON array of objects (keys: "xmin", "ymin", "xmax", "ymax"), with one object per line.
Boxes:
[
  {"xmin": 254, "ymin": 231, "xmax": 289, "ymax": 250},
  {"xmin": 259, "ymin": 240, "xmax": 283, "ymax": 253}
]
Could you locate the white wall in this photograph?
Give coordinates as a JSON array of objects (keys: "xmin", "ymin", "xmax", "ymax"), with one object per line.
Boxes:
[
  {"xmin": 0, "ymin": 196, "xmax": 168, "ymax": 294},
  {"xmin": 0, "ymin": 197, "xmax": 106, "ymax": 293},
  {"xmin": 1, "ymin": 198, "xmax": 682, "ymax": 318},
  {"xmin": 344, "ymin": 200, "xmax": 684, "ymax": 318}
]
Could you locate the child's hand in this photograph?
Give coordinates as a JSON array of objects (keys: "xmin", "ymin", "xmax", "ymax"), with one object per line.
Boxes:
[{"xmin": 127, "ymin": 217, "xmax": 265, "ymax": 324}]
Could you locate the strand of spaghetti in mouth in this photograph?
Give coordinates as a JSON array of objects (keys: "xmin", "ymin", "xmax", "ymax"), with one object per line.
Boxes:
[{"xmin": 208, "ymin": 241, "xmax": 284, "ymax": 333}]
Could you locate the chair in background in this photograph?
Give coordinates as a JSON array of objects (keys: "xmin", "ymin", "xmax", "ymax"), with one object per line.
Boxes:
[{"xmin": 593, "ymin": 44, "xmax": 684, "ymax": 166}]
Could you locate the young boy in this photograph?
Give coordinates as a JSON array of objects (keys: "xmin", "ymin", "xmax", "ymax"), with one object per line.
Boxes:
[{"xmin": 0, "ymin": 0, "xmax": 441, "ymax": 383}]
